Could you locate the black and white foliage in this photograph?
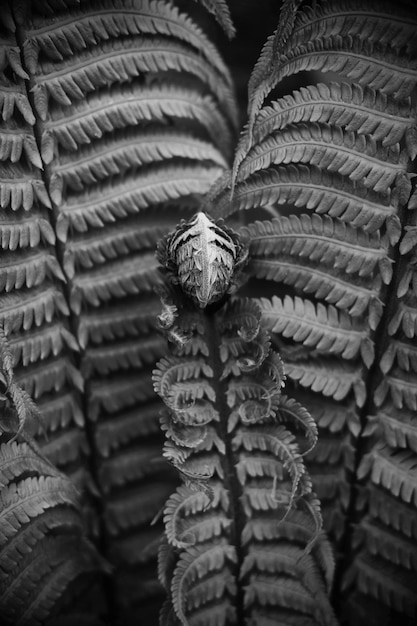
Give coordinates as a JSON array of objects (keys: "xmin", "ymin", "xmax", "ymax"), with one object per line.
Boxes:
[
  {"xmin": 0, "ymin": 0, "xmax": 417, "ymax": 624},
  {"xmin": 210, "ymin": 0, "xmax": 417, "ymax": 622},
  {"xmin": 0, "ymin": 0, "xmax": 236, "ymax": 622}
]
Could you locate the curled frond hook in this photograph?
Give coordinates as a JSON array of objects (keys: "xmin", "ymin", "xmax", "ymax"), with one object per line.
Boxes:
[{"xmin": 238, "ymin": 397, "xmax": 271, "ymax": 424}]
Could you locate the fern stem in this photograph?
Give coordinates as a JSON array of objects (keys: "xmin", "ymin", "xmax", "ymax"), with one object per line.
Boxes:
[
  {"xmin": 10, "ymin": 9, "xmax": 115, "ymax": 621},
  {"xmin": 203, "ymin": 308, "xmax": 246, "ymax": 625}
]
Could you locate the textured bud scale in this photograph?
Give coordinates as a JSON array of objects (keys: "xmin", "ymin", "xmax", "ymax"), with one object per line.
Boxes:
[{"xmin": 165, "ymin": 212, "xmax": 241, "ymax": 307}]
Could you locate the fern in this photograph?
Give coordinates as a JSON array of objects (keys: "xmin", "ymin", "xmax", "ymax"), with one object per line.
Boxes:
[
  {"xmin": 152, "ymin": 214, "xmax": 337, "ymax": 625},
  {"xmin": 214, "ymin": 0, "xmax": 417, "ymax": 623},
  {"xmin": 0, "ymin": 336, "xmax": 105, "ymax": 625},
  {"xmin": 1, "ymin": 0, "xmax": 235, "ymax": 621},
  {"xmin": 2, "ymin": 0, "xmax": 417, "ymax": 623}
]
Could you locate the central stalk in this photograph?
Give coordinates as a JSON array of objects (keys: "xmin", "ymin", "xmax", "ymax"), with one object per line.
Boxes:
[{"xmin": 203, "ymin": 308, "xmax": 245, "ymax": 626}]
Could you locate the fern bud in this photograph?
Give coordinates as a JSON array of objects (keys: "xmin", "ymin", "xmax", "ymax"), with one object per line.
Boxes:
[{"xmin": 157, "ymin": 212, "xmax": 247, "ymax": 308}]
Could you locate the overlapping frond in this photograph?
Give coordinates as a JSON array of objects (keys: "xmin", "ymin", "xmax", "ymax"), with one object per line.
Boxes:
[
  {"xmin": 25, "ymin": 0, "xmax": 231, "ymax": 81},
  {"xmin": 214, "ymin": 165, "xmax": 400, "ymax": 239},
  {"xmin": 0, "ymin": 433, "xmax": 104, "ymax": 626},
  {"xmin": 250, "ymin": 83, "xmax": 416, "ymax": 151},
  {"xmin": 242, "ymin": 216, "xmax": 385, "ymax": 325},
  {"xmin": 255, "ymin": 0, "xmax": 416, "ymax": 115},
  {"xmin": 259, "ymin": 295, "xmax": 375, "ymax": 366},
  {"xmin": 237, "ymin": 123, "xmax": 408, "ymax": 193},
  {"xmin": 214, "ymin": 1, "xmax": 417, "ymax": 624},
  {"xmin": 232, "ymin": 0, "xmax": 417, "ymax": 187},
  {"xmin": 211, "ymin": 1, "xmax": 417, "ymax": 623},
  {"xmin": 344, "ymin": 188, "xmax": 417, "ymax": 621},
  {"xmin": 1, "ymin": 0, "xmax": 236, "ymax": 621},
  {"xmin": 34, "ymin": 39, "xmax": 237, "ymax": 129}
]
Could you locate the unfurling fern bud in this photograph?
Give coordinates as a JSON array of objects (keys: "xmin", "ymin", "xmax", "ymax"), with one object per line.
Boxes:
[
  {"xmin": 157, "ymin": 212, "xmax": 248, "ymax": 308},
  {"xmin": 153, "ymin": 237, "xmax": 337, "ymax": 625}
]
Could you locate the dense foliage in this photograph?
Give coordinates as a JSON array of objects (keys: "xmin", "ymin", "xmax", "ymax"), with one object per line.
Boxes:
[{"xmin": 0, "ymin": 0, "xmax": 416, "ymax": 624}]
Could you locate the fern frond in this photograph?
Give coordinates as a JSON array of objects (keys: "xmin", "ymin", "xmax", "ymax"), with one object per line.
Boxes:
[
  {"xmin": 0, "ymin": 163, "xmax": 51, "ymax": 211},
  {"xmin": 153, "ymin": 356, "xmax": 214, "ymax": 405},
  {"xmin": 374, "ymin": 368, "xmax": 417, "ymax": 411},
  {"xmin": 233, "ymin": 425, "xmax": 304, "ymax": 487},
  {"xmin": 0, "ymin": 506, "xmax": 82, "ymax": 576},
  {"xmin": 242, "ymin": 543, "xmax": 329, "ymax": 595},
  {"xmin": 9, "ymin": 322, "xmax": 78, "ymax": 368},
  {"xmin": 244, "ymin": 217, "xmax": 383, "ymax": 322},
  {"xmin": 387, "ymin": 297, "xmax": 417, "ymax": 339},
  {"xmin": 0, "ymin": 79, "xmax": 35, "ymax": 124},
  {"xmin": 0, "ymin": 36, "xmax": 28, "ymax": 79},
  {"xmin": 63, "ymin": 219, "xmax": 171, "ymax": 278},
  {"xmin": 241, "ymin": 0, "xmax": 417, "ymax": 173},
  {"xmin": 56, "ymin": 130, "xmax": 227, "ymax": 188},
  {"xmin": 0, "ymin": 474, "xmax": 79, "ymax": 545},
  {"xmin": 27, "ymin": 0, "xmax": 232, "ymax": 82},
  {"xmin": 69, "ymin": 252, "xmax": 161, "ymax": 314},
  {"xmin": 95, "ymin": 402, "xmax": 161, "ymax": 457},
  {"xmin": 367, "ymin": 485, "xmax": 417, "ymax": 540},
  {"xmin": 75, "ymin": 296, "xmax": 158, "ymax": 349},
  {"xmin": 0, "ymin": 249, "xmax": 64, "ymax": 292},
  {"xmin": 163, "ymin": 483, "xmax": 228, "ymax": 548},
  {"xmin": 0, "ymin": 442, "xmax": 58, "ymax": 489},
  {"xmin": 241, "ymin": 501, "xmax": 322, "ymax": 546},
  {"xmin": 250, "ymin": 83, "xmax": 416, "ymax": 148},
  {"xmin": 37, "ymin": 391, "xmax": 84, "ymax": 433},
  {"xmin": 17, "ymin": 357, "xmax": 83, "ymax": 399},
  {"xmin": 89, "ymin": 372, "xmax": 156, "ymax": 421},
  {"xmin": 218, "ymin": 165, "xmax": 398, "ymax": 237},
  {"xmin": 98, "ymin": 444, "xmax": 165, "ymax": 493},
  {"xmin": 245, "ymin": 574, "xmax": 335, "ymax": 624},
  {"xmin": 236, "ymin": 455, "xmax": 286, "ymax": 486},
  {"xmin": 57, "ymin": 165, "xmax": 223, "ymax": 239},
  {"xmin": 0, "ymin": 535, "xmax": 104, "ymax": 624},
  {"xmin": 171, "ymin": 541, "xmax": 237, "ymax": 624},
  {"xmin": 81, "ymin": 335, "xmax": 166, "ymax": 377},
  {"xmin": 246, "ymin": 0, "xmax": 302, "ymax": 132},
  {"xmin": 0, "ymin": 209, "xmax": 55, "ymax": 251},
  {"xmin": 220, "ymin": 327, "xmax": 271, "ymax": 377},
  {"xmin": 274, "ymin": 395, "xmax": 318, "ymax": 455},
  {"xmin": 345, "ymin": 553, "xmax": 417, "ymax": 617},
  {"xmin": 40, "ymin": 428, "xmax": 89, "ymax": 467},
  {"xmin": 238, "ymin": 123, "xmax": 408, "ymax": 193},
  {"xmin": 111, "ymin": 527, "xmax": 163, "ymax": 566},
  {"xmin": 358, "ymin": 518, "xmax": 417, "ymax": 570},
  {"xmin": 359, "ymin": 444, "xmax": 417, "ymax": 506},
  {"xmin": 14, "ymin": 538, "xmax": 105, "ymax": 626},
  {"xmin": 0, "ymin": 122, "xmax": 42, "ymax": 168},
  {"xmin": 295, "ymin": 391, "xmax": 360, "ymax": 436},
  {"xmin": 192, "ymin": 0, "xmax": 235, "ymax": 38},
  {"xmin": 290, "ymin": 0, "xmax": 417, "ymax": 52},
  {"xmin": 46, "ymin": 85, "xmax": 233, "ymax": 156},
  {"xmin": 0, "ymin": 285, "xmax": 69, "ymax": 334},
  {"xmin": 286, "ymin": 359, "xmax": 366, "ymax": 407},
  {"xmin": 39, "ymin": 37, "xmax": 237, "ymax": 123},
  {"xmin": 105, "ymin": 481, "xmax": 174, "ymax": 536},
  {"xmin": 380, "ymin": 339, "xmax": 417, "ymax": 374},
  {"xmin": 220, "ymin": 297, "xmax": 262, "ymax": 340},
  {"xmin": 267, "ymin": 36, "xmax": 417, "ymax": 100},
  {"xmin": 259, "ymin": 295, "xmax": 374, "ymax": 366},
  {"xmin": 244, "ymin": 214, "xmax": 389, "ymax": 277}
]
